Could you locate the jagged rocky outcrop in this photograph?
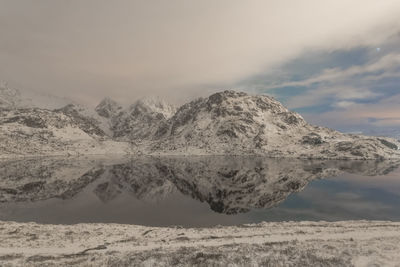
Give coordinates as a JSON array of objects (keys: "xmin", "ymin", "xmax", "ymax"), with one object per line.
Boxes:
[
  {"xmin": 95, "ymin": 97, "xmax": 123, "ymax": 119},
  {"xmin": 54, "ymin": 104, "xmax": 107, "ymax": 137},
  {"xmin": 94, "ymin": 96, "xmax": 176, "ymax": 141},
  {"xmin": 109, "ymin": 97, "xmax": 176, "ymax": 140}
]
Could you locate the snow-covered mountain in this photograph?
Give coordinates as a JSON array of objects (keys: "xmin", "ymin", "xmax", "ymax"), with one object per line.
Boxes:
[
  {"xmin": 150, "ymin": 90, "xmax": 400, "ymax": 159},
  {"xmin": 93, "ymin": 96, "xmax": 177, "ymax": 141},
  {"xmin": 108, "ymin": 97, "xmax": 176, "ymax": 141},
  {"xmin": 95, "ymin": 97, "xmax": 123, "ymax": 119},
  {"xmin": 0, "ymin": 106, "xmax": 132, "ymax": 157},
  {"xmin": 0, "ymin": 87, "xmax": 399, "ymax": 159}
]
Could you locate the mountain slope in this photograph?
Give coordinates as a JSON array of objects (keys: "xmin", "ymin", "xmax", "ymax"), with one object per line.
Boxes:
[
  {"xmin": 0, "ymin": 107, "xmax": 131, "ymax": 157},
  {"xmin": 150, "ymin": 90, "xmax": 400, "ymax": 159},
  {"xmin": 110, "ymin": 97, "xmax": 176, "ymax": 140},
  {"xmin": 95, "ymin": 97, "xmax": 123, "ymax": 119}
]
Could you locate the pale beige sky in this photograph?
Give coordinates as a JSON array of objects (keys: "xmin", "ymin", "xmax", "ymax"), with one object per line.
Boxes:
[{"xmin": 1, "ymin": 0, "xmax": 399, "ymax": 105}]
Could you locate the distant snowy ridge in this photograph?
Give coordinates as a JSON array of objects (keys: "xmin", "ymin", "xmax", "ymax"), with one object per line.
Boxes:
[
  {"xmin": 0, "ymin": 82, "xmax": 21, "ymax": 108},
  {"xmin": 0, "ymin": 88, "xmax": 399, "ymax": 159},
  {"xmin": 0, "ymin": 81, "xmax": 77, "ymax": 110}
]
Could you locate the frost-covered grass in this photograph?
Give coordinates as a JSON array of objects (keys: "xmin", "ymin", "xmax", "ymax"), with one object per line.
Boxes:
[{"xmin": 0, "ymin": 220, "xmax": 399, "ymax": 266}]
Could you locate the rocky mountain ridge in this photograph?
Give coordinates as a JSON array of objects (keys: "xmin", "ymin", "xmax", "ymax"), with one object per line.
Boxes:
[
  {"xmin": 0, "ymin": 86, "xmax": 399, "ymax": 159},
  {"xmin": 105, "ymin": 97, "xmax": 176, "ymax": 141},
  {"xmin": 148, "ymin": 90, "xmax": 400, "ymax": 159}
]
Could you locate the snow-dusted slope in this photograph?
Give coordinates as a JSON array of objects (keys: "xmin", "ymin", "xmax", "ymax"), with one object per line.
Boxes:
[
  {"xmin": 150, "ymin": 90, "xmax": 400, "ymax": 159},
  {"xmin": 56, "ymin": 103, "xmax": 118, "ymax": 137},
  {"xmin": 95, "ymin": 97, "xmax": 123, "ymax": 119},
  {"xmin": 0, "ymin": 107, "xmax": 131, "ymax": 158},
  {"xmin": 110, "ymin": 97, "xmax": 176, "ymax": 140}
]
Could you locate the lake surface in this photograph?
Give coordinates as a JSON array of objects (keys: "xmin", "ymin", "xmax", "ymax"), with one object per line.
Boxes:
[{"xmin": 0, "ymin": 156, "xmax": 400, "ymax": 227}]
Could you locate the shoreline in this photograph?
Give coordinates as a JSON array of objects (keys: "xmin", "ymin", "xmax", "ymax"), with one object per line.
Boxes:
[
  {"xmin": 1, "ymin": 220, "xmax": 400, "ymax": 266},
  {"xmin": 1, "ymin": 152, "xmax": 400, "ymax": 161}
]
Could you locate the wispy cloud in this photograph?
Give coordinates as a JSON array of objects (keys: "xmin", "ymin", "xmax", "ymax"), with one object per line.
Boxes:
[
  {"xmin": 304, "ymin": 94, "xmax": 400, "ymax": 131},
  {"xmin": 286, "ymin": 86, "xmax": 380, "ymax": 109},
  {"xmin": 265, "ymin": 53, "xmax": 400, "ymax": 90}
]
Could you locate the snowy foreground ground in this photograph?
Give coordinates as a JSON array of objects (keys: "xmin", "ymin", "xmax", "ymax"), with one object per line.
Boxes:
[{"xmin": 1, "ymin": 221, "xmax": 400, "ymax": 266}]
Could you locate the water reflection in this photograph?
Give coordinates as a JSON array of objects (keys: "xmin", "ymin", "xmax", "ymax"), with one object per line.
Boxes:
[{"xmin": 0, "ymin": 156, "xmax": 399, "ymax": 226}]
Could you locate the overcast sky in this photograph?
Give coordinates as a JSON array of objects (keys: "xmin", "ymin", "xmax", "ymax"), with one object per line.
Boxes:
[{"xmin": 1, "ymin": 0, "xmax": 400, "ymax": 134}]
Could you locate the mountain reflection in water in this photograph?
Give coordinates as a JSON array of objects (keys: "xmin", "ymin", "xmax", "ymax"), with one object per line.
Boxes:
[{"xmin": 0, "ymin": 156, "xmax": 399, "ymax": 227}]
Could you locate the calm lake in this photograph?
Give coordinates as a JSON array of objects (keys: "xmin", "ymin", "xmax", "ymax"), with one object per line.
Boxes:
[{"xmin": 1, "ymin": 156, "xmax": 399, "ymax": 227}]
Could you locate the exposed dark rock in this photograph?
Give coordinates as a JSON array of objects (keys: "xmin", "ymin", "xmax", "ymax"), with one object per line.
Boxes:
[
  {"xmin": 281, "ymin": 112, "xmax": 303, "ymax": 125},
  {"xmin": 378, "ymin": 138, "xmax": 398, "ymax": 150},
  {"xmin": 302, "ymin": 133, "xmax": 323, "ymax": 145},
  {"xmin": 55, "ymin": 104, "xmax": 106, "ymax": 137},
  {"xmin": 4, "ymin": 116, "xmax": 46, "ymax": 128},
  {"xmin": 336, "ymin": 142, "xmax": 353, "ymax": 152},
  {"xmin": 95, "ymin": 98, "xmax": 122, "ymax": 118}
]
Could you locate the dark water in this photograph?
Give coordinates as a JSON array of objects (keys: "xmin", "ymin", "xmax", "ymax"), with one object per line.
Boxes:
[{"xmin": 0, "ymin": 156, "xmax": 400, "ymax": 227}]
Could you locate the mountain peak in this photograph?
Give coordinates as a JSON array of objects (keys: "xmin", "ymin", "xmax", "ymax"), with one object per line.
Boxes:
[
  {"xmin": 207, "ymin": 90, "xmax": 283, "ymax": 109},
  {"xmin": 111, "ymin": 97, "xmax": 176, "ymax": 140},
  {"xmin": 95, "ymin": 97, "xmax": 122, "ymax": 118},
  {"xmin": 209, "ymin": 89, "xmax": 247, "ymax": 98},
  {"xmin": 131, "ymin": 96, "xmax": 176, "ymax": 119}
]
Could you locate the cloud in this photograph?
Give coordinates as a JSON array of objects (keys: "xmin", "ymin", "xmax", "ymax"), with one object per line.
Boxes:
[
  {"xmin": 285, "ymin": 86, "xmax": 380, "ymax": 109},
  {"xmin": 304, "ymin": 94, "xmax": 400, "ymax": 130},
  {"xmin": 265, "ymin": 53, "xmax": 400, "ymax": 90},
  {"xmin": 257, "ymin": 45, "xmax": 400, "ymax": 128},
  {"xmin": 333, "ymin": 101, "xmax": 357, "ymax": 108},
  {"xmin": 0, "ymin": 0, "xmax": 400, "ymax": 105}
]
